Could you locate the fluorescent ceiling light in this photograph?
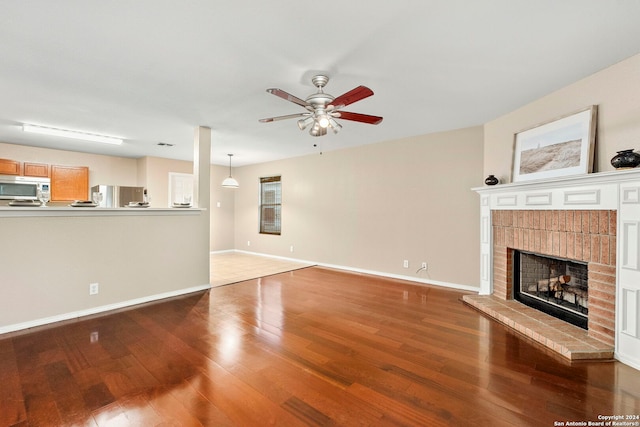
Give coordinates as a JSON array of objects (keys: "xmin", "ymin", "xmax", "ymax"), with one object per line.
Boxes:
[{"xmin": 23, "ymin": 124, "xmax": 124, "ymax": 145}]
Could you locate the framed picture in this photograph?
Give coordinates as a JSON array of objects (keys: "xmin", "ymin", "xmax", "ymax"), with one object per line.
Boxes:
[{"xmin": 512, "ymin": 105, "xmax": 597, "ymax": 182}]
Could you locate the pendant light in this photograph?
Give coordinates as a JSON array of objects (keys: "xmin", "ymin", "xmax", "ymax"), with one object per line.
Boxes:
[{"xmin": 221, "ymin": 154, "xmax": 239, "ymax": 188}]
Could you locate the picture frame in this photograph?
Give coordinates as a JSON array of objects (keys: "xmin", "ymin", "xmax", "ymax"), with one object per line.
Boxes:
[{"xmin": 512, "ymin": 105, "xmax": 597, "ymax": 182}]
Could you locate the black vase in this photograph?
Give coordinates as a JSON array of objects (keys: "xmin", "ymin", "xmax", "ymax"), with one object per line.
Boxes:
[
  {"xmin": 611, "ymin": 149, "xmax": 640, "ymax": 169},
  {"xmin": 484, "ymin": 175, "xmax": 499, "ymax": 186}
]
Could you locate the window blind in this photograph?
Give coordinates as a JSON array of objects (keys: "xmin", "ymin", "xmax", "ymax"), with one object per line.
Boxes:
[{"xmin": 260, "ymin": 176, "xmax": 281, "ymax": 235}]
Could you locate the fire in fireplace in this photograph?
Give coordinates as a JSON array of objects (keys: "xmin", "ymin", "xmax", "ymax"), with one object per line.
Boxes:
[{"xmin": 514, "ymin": 250, "xmax": 588, "ymax": 329}]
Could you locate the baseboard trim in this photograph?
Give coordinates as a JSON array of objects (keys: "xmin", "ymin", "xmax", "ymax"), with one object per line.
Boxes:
[
  {"xmin": 210, "ymin": 249, "xmax": 235, "ymax": 254},
  {"xmin": 0, "ymin": 284, "xmax": 212, "ymax": 335},
  {"xmin": 614, "ymin": 351, "xmax": 640, "ymax": 372},
  {"xmin": 233, "ymin": 249, "xmax": 316, "ymax": 265},
  {"xmin": 316, "ymin": 262, "xmax": 480, "ymax": 292},
  {"xmin": 229, "ymin": 249, "xmax": 479, "ymax": 293}
]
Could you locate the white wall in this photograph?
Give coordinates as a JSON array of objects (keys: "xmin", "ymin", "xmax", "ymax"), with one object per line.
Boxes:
[
  {"xmin": 0, "ymin": 211, "xmax": 210, "ymax": 331},
  {"xmin": 138, "ymin": 156, "xmax": 193, "ymax": 207},
  {"xmin": 233, "ymin": 126, "xmax": 484, "ymax": 289},
  {"xmin": 484, "ymin": 53, "xmax": 640, "ymax": 181},
  {"xmin": 210, "ymin": 165, "xmax": 236, "ymax": 252}
]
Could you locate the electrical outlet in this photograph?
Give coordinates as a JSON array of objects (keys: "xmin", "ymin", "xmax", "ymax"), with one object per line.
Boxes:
[
  {"xmin": 290, "ymin": 245, "xmax": 294, "ymax": 252},
  {"xmin": 89, "ymin": 283, "xmax": 99, "ymax": 295},
  {"xmin": 422, "ymin": 262, "xmax": 428, "ymax": 270},
  {"xmin": 247, "ymin": 240, "xmax": 251, "ymax": 246},
  {"xmin": 403, "ymin": 260, "xmax": 409, "ymax": 268}
]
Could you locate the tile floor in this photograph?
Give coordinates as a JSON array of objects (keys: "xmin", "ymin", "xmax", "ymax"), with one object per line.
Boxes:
[
  {"xmin": 462, "ymin": 294, "xmax": 614, "ymax": 361},
  {"xmin": 210, "ymin": 251, "xmax": 314, "ymax": 287}
]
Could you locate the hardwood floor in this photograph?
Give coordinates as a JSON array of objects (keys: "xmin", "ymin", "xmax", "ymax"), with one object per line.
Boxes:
[{"xmin": 1, "ymin": 267, "xmax": 638, "ymax": 426}]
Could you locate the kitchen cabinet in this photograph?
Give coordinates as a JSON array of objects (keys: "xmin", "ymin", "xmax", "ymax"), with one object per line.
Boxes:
[
  {"xmin": 0, "ymin": 158, "xmax": 22, "ymax": 175},
  {"xmin": 23, "ymin": 162, "xmax": 49, "ymax": 177},
  {"xmin": 51, "ymin": 165, "xmax": 89, "ymax": 201}
]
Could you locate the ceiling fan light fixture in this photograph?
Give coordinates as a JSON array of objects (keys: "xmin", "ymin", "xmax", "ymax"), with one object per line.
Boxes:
[
  {"xmin": 316, "ymin": 112, "xmax": 330, "ymax": 128},
  {"xmin": 221, "ymin": 154, "xmax": 239, "ymax": 188},
  {"xmin": 309, "ymin": 123, "xmax": 327, "ymax": 137},
  {"xmin": 297, "ymin": 116, "xmax": 314, "ymax": 130},
  {"xmin": 328, "ymin": 118, "xmax": 342, "ymax": 134}
]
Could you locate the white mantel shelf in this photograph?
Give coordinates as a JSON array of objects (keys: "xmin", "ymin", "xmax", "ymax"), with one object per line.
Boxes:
[
  {"xmin": 473, "ymin": 168, "xmax": 640, "ymax": 194},
  {"xmin": 472, "ymin": 167, "xmax": 640, "ymax": 371},
  {"xmin": 0, "ymin": 207, "xmax": 206, "ymax": 217},
  {"xmin": 473, "ymin": 169, "xmax": 640, "ymax": 212}
]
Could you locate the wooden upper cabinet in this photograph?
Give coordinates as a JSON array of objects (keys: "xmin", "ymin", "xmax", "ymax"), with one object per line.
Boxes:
[
  {"xmin": 23, "ymin": 162, "xmax": 49, "ymax": 178},
  {"xmin": 51, "ymin": 165, "xmax": 89, "ymax": 201},
  {"xmin": 0, "ymin": 158, "xmax": 22, "ymax": 175}
]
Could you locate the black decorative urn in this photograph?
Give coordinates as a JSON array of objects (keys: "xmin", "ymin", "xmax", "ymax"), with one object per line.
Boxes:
[
  {"xmin": 484, "ymin": 175, "xmax": 499, "ymax": 186},
  {"xmin": 611, "ymin": 149, "xmax": 640, "ymax": 170}
]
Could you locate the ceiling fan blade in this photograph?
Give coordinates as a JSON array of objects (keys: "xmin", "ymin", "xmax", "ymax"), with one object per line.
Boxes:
[
  {"xmin": 330, "ymin": 86, "xmax": 374, "ymax": 108},
  {"xmin": 266, "ymin": 88, "xmax": 310, "ymax": 107},
  {"xmin": 259, "ymin": 113, "xmax": 307, "ymax": 123},
  {"xmin": 335, "ymin": 111, "xmax": 383, "ymax": 125}
]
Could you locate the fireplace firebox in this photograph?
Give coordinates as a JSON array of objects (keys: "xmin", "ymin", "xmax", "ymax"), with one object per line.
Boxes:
[{"xmin": 514, "ymin": 250, "xmax": 588, "ymax": 329}]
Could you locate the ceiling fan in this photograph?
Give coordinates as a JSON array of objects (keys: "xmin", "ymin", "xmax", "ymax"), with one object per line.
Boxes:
[{"xmin": 259, "ymin": 75, "xmax": 383, "ymax": 137}]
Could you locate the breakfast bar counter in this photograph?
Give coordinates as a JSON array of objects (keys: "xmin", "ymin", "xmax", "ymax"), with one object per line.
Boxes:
[{"xmin": 0, "ymin": 206, "xmax": 205, "ymax": 217}]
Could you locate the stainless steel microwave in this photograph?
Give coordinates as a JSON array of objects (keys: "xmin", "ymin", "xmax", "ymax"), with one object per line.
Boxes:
[{"xmin": 0, "ymin": 175, "xmax": 51, "ymax": 200}]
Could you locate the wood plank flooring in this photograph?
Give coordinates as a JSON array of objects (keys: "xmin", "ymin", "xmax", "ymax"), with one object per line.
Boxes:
[{"xmin": 1, "ymin": 266, "xmax": 639, "ymax": 426}]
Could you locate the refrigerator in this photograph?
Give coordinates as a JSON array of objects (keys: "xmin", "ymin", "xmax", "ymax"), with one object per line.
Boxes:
[{"xmin": 90, "ymin": 185, "xmax": 145, "ymax": 207}]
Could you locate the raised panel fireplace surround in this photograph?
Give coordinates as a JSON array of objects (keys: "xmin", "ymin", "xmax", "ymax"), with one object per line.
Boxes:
[{"xmin": 466, "ymin": 169, "xmax": 640, "ymax": 370}]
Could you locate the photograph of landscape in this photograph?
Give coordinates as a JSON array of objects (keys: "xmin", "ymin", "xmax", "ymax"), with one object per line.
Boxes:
[{"xmin": 519, "ymin": 138, "xmax": 582, "ymax": 175}]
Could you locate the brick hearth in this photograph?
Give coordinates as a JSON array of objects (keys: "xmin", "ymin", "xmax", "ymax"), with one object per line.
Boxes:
[{"xmin": 463, "ymin": 295, "xmax": 614, "ymax": 360}]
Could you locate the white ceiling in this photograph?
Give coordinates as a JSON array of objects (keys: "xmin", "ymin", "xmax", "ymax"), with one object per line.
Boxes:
[{"xmin": 1, "ymin": 1, "xmax": 640, "ymax": 167}]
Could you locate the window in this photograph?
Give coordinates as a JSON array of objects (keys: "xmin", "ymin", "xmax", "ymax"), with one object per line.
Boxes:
[
  {"xmin": 168, "ymin": 172, "xmax": 194, "ymax": 206},
  {"xmin": 260, "ymin": 176, "xmax": 281, "ymax": 235}
]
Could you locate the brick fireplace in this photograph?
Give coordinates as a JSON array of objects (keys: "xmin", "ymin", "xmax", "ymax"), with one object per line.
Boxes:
[
  {"xmin": 465, "ymin": 170, "xmax": 640, "ymax": 367},
  {"xmin": 492, "ymin": 209, "xmax": 616, "ymax": 346}
]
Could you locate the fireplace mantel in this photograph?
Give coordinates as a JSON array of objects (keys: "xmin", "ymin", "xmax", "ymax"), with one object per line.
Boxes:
[
  {"xmin": 472, "ymin": 169, "xmax": 640, "ymax": 370},
  {"xmin": 473, "ymin": 168, "xmax": 640, "ymax": 212},
  {"xmin": 476, "ymin": 168, "xmax": 640, "ymax": 191}
]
